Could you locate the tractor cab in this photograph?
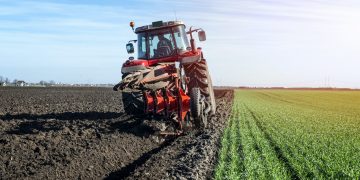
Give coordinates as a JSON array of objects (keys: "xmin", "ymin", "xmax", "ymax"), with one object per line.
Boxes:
[{"xmin": 126, "ymin": 21, "xmax": 206, "ymax": 62}]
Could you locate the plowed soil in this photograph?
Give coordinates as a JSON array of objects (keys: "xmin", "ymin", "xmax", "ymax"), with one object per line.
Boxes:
[{"xmin": 0, "ymin": 87, "xmax": 233, "ymax": 179}]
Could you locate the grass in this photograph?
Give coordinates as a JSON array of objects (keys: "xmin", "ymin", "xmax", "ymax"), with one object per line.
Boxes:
[{"xmin": 215, "ymin": 89, "xmax": 360, "ymax": 179}]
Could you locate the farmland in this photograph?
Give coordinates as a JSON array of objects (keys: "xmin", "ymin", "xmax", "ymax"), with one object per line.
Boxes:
[
  {"xmin": 215, "ymin": 90, "xmax": 360, "ymax": 179},
  {"xmin": 2, "ymin": 87, "xmax": 359, "ymax": 179},
  {"xmin": 0, "ymin": 87, "xmax": 233, "ymax": 179}
]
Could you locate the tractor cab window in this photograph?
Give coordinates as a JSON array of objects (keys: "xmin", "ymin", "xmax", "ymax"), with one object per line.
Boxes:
[
  {"xmin": 172, "ymin": 25, "xmax": 190, "ymax": 55},
  {"xmin": 136, "ymin": 25, "xmax": 190, "ymax": 59},
  {"xmin": 137, "ymin": 32, "xmax": 147, "ymax": 59},
  {"xmin": 148, "ymin": 29, "xmax": 175, "ymax": 59}
]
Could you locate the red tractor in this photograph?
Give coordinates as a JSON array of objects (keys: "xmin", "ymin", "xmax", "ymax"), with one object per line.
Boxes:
[{"xmin": 114, "ymin": 20, "xmax": 215, "ymax": 135}]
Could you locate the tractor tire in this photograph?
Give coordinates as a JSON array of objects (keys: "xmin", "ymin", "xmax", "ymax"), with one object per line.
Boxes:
[
  {"xmin": 183, "ymin": 59, "xmax": 216, "ymax": 114},
  {"xmin": 206, "ymin": 69, "xmax": 216, "ymax": 115},
  {"xmin": 190, "ymin": 88, "xmax": 207, "ymax": 128},
  {"xmin": 122, "ymin": 90, "xmax": 145, "ymax": 115}
]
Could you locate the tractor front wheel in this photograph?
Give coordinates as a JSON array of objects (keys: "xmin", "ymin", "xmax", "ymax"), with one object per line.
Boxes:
[{"xmin": 190, "ymin": 88, "xmax": 207, "ymax": 129}]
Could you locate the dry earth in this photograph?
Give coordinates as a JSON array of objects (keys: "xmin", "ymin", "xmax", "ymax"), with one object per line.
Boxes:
[{"xmin": 0, "ymin": 87, "xmax": 233, "ymax": 179}]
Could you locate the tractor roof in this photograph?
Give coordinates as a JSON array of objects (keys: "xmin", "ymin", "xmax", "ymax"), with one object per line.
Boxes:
[{"xmin": 135, "ymin": 20, "xmax": 185, "ymax": 33}]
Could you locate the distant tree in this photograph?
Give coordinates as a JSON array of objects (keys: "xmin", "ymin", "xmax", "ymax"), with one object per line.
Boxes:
[
  {"xmin": 49, "ymin": 80, "xmax": 55, "ymax": 85},
  {"xmin": 39, "ymin": 80, "xmax": 47, "ymax": 86},
  {"xmin": 12, "ymin": 79, "xmax": 18, "ymax": 84},
  {"xmin": 5, "ymin": 78, "xmax": 10, "ymax": 84},
  {"xmin": 0, "ymin": 76, "xmax": 3, "ymax": 83}
]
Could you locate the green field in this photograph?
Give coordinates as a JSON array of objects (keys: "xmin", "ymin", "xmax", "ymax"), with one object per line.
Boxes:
[{"xmin": 215, "ymin": 90, "xmax": 360, "ymax": 179}]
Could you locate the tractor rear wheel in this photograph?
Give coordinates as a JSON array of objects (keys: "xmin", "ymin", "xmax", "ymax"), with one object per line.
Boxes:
[
  {"xmin": 122, "ymin": 90, "xmax": 145, "ymax": 115},
  {"xmin": 183, "ymin": 59, "xmax": 216, "ymax": 115},
  {"xmin": 190, "ymin": 88, "xmax": 207, "ymax": 128}
]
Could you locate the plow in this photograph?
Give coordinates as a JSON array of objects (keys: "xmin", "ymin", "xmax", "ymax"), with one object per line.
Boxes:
[{"xmin": 114, "ymin": 20, "xmax": 215, "ymax": 135}]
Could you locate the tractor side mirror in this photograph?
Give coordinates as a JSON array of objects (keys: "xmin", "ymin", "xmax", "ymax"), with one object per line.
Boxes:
[
  {"xmin": 198, "ymin": 30, "xmax": 206, "ymax": 41},
  {"xmin": 126, "ymin": 43, "xmax": 134, "ymax": 54}
]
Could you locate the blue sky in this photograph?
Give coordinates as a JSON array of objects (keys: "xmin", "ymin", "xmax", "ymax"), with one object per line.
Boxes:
[{"xmin": 1, "ymin": 0, "xmax": 360, "ymax": 87}]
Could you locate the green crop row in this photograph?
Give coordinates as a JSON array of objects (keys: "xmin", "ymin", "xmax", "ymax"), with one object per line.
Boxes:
[{"xmin": 215, "ymin": 90, "xmax": 360, "ymax": 179}]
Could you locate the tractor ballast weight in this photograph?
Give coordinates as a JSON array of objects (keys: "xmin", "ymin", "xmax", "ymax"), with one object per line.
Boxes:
[{"xmin": 114, "ymin": 20, "xmax": 215, "ymax": 134}]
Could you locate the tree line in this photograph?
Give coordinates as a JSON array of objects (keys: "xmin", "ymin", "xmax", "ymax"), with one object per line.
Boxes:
[
  {"xmin": 0, "ymin": 75, "xmax": 56, "ymax": 85},
  {"xmin": 0, "ymin": 76, "xmax": 10, "ymax": 84}
]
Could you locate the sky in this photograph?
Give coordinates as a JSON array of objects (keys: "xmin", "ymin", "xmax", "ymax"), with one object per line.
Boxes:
[{"xmin": 0, "ymin": 0, "xmax": 360, "ymax": 88}]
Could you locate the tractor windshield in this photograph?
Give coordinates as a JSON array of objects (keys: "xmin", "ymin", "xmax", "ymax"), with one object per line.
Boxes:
[{"xmin": 137, "ymin": 25, "xmax": 190, "ymax": 59}]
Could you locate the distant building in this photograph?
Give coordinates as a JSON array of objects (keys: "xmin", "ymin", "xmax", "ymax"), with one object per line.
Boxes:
[
  {"xmin": 0, "ymin": 82, "xmax": 6, "ymax": 86},
  {"xmin": 15, "ymin": 80, "xmax": 26, "ymax": 87}
]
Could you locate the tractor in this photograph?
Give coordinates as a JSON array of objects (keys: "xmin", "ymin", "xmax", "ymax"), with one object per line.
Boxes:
[{"xmin": 113, "ymin": 20, "xmax": 215, "ymax": 135}]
